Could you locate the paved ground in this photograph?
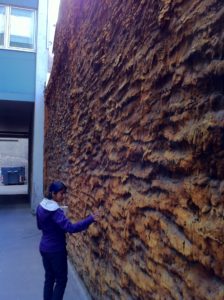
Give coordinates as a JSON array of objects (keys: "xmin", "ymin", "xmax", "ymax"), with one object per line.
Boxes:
[
  {"xmin": 0, "ymin": 198, "xmax": 92, "ymax": 300},
  {"xmin": 0, "ymin": 183, "xmax": 28, "ymax": 194}
]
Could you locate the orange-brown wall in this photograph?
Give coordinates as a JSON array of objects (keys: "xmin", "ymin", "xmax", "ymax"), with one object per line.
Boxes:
[{"xmin": 45, "ymin": 0, "xmax": 224, "ymax": 299}]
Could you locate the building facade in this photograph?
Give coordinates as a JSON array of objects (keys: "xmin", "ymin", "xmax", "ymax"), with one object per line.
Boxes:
[{"xmin": 0, "ymin": 0, "xmax": 49, "ymax": 210}]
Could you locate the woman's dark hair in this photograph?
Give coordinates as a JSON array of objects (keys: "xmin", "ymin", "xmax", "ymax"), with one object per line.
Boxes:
[{"xmin": 47, "ymin": 181, "xmax": 67, "ymax": 199}]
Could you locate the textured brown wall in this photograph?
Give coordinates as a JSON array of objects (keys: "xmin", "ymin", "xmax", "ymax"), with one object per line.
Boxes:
[{"xmin": 45, "ymin": 0, "xmax": 224, "ymax": 299}]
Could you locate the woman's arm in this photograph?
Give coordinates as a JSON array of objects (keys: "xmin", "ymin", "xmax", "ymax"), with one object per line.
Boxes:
[{"xmin": 52, "ymin": 209, "xmax": 95, "ymax": 233}]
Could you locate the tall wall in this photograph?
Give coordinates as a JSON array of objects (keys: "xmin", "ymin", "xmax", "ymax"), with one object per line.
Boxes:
[
  {"xmin": 45, "ymin": 0, "xmax": 224, "ymax": 299},
  {"xmin": 30, "ymin": 0, "xmax": 49, "ymax": 211}
]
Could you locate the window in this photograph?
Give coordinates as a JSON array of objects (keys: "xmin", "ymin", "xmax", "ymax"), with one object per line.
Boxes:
[
  {"xmin": 0, "ymin": 5, "xmax": 36, "ymax": 51},
  {"xmin": 0, "ymin": 6, "xmax": 5, "ymax": 46}
]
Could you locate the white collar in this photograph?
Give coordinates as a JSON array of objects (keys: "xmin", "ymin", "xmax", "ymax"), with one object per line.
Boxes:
[{"xmin": 40, "ymin": 198, "xmax": 59, "ymax": 211}]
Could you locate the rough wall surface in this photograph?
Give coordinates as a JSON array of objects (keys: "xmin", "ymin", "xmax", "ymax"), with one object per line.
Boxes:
[{"xmin": 45, "ymin": 0, "xmax": 224, "ymax": 299}]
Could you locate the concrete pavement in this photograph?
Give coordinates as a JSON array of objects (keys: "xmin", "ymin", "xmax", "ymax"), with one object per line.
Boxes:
[
  {"xmin": 0, "ymin": 198, "xmax": 92, "ymax": 300},
  {"xmin": 0, "ymin": 183, "xmax": 28, "ymax": 195},
  {"xmin": 0, "ymin": 184, "xmax": 28, "ymax": 195}
]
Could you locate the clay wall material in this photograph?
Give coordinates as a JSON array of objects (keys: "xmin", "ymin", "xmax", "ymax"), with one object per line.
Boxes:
[{"xmin": 45, "ymin": 0, "xmax": 224, "ymax": 299}]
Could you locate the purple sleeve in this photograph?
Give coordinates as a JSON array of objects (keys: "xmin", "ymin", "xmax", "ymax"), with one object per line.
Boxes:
[
  {"xmin": 52, "ymin": 209, "xmax": 94, "ymax": 233},
  {"xmin": 36, "ymin": 205, "xmax": 42, "ymax": 230}
]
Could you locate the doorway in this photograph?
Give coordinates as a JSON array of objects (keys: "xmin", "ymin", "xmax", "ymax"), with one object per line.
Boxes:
[{"xmin": 0, "ymin": 137, "xmax": 29, "ymax": 195}]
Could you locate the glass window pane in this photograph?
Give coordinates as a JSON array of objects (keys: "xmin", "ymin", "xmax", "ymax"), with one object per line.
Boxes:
[
  {"xmin": 0, "ymin": 6, "xmax": 5, "ymax": 46},
  {"xmin": 9, "ymin": 8, "xmax": 35, "ymax": 49}
]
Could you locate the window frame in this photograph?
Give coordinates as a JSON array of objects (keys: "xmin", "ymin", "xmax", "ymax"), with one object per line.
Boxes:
[
  {"xmin": 0, "ymin": 4, "xmax": 36, "ymax": 52},
  {"xmin": 0, "ymin": 5, "xmax": 6, "ymax": 47}
]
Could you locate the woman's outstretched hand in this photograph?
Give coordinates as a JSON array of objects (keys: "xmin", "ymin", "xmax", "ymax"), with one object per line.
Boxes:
[{"xmin": 92, "ymin": 209, "xmax": 103, "ymax": 222}]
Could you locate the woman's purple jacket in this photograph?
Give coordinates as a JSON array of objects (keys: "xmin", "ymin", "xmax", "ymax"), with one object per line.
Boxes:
[{"xmin": 36, "ymin": 198, "xmax": 94, "ymax": 253}]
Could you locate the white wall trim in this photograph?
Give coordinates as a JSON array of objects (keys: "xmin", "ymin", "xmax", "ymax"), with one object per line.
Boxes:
[{"xmin": 31, "ymin": 0, "xmax": 49, "ymax": 211}]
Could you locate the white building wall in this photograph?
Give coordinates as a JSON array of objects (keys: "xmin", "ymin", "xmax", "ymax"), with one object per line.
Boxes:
[{"xmin": 31, "ymin": 0, "xmax": 49, "ymax": 211}]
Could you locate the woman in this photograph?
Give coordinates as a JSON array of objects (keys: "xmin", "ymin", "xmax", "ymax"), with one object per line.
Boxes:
[{"xmin": 36, "ymin": 181, "xmax": 99, "ymax": 300}]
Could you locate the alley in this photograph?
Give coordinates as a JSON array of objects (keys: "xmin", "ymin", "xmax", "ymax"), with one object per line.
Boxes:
[{"xmin": 0, "ymin": 198, "xmax": 92, "ymax": 300}]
